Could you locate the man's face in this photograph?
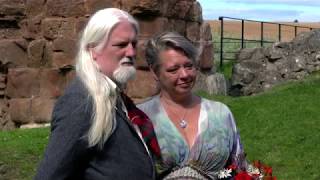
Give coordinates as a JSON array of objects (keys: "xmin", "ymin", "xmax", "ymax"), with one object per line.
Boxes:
[{"xmin": 92, "ymin": 21, "xmax": 137, "ymax": 85}]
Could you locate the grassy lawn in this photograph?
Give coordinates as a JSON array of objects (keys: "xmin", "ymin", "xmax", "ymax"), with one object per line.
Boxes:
[
  {"xmin": 1, "ymin": 72, "xmax": 319, "ymax": 179},
  {"xmin": 199, "ymin": 71, "xmax": 320, "ymax": 180},
  {"xmin": 0, "ymin": 128, "xmax": 49, "ymax": 180}
]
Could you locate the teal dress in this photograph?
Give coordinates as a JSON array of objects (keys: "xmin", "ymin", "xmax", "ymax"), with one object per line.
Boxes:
[{"xmin": 138, "ymin": 95, "xmax": 247, "ymax": 179}]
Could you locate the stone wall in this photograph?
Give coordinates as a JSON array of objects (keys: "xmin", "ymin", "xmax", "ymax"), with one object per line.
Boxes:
[
  {"xmin": 230, "ymin": 29, "xmax": 320, "ymax": 96},
  {"xmin": 0, "ymin": 0, "xmax": 217, "ymax": 129}
]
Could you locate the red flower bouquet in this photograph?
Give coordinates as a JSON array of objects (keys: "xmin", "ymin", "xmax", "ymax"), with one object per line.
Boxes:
[{"xmin": 217, "ymin": 160, "xmax": 276, "ymax": 180}]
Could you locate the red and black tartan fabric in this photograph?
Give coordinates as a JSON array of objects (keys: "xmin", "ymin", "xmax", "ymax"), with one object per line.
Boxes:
[{"xmin": 121, "ymin": 93, "xmax": 161, "ymax": 160}]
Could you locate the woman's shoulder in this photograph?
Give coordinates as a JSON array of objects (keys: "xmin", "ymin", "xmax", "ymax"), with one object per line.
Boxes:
[
  {"xmin": 200, "ymin": 97, "xmax": 231, "ymax": 114},
  {"xmin": 137, "ymin": 95, "xmax": 159, "ymax": 108}
]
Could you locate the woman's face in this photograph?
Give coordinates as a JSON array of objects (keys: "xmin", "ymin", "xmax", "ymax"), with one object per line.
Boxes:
[{"xmin": 155, "ymin": 49, "xmax": 197, "ymax": 96}]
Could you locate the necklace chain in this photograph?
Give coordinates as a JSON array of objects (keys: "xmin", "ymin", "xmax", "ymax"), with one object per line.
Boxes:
[{"xmin": 161, "ymin": 97, "xmax": 189, "ymax": 129}]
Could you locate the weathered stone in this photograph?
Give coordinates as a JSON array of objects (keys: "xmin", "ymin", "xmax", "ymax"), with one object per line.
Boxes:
[
  {"xmin": 84, "ymin": 0, "xmax": 114, "ymax": 14},
  {"xmin": 186, "ymin": 1, "xmax": 202, "ymax": 22},
  {"xmin": 290, "ymin": 55, "xmax": 307, "ymax": 72},
  {"xmin": 292, "ymin": 30, "xmax": 320, "ymax": 53},
  {"xmin": 46, "ymin": 0, "xmax": 86, "ymax": 17},
  {"xmin": 52, "ymin": 38, "xmax": 77, "ymax": 58},
  {"xmin": 75, "ymin": 17, "xmax": 88, "ymax": 34},
  {"xmin": 231, "ymin": 29, "xmax": 320, "ymax": 96},
  {"xmin": 162, "ymin": 0, "xmax": 193, "ymax": 19},
  {"xmin": 13, "ymin": 38, "xmax": 28, "ymax": 51},
  {"xmin": 21, "ymin": 14, "xmax": 43, "ymax": 40},
  {"xmin": 6, "ymin": 68, "xmax": 40, "ymax": 98},
  {"xmin": 119, "ymin": 0, "xmax": 160, "ymax": 16},
  {"xmin": 206, "ymin": 73, "xmax": 227, "ymax": 95},
  {"xmin": 126, "ymin": 70, "xmax": 158, "ymax": 99},
  {"xmin": 0, "ymin": 98, "xmax": 13, "ymax": 130},
  {"xmin": 186, "ymin": 21, "xmax": 200, "ymax": 42},
  {"xmin": 135, "ymin": 39, "xmax": 149, "ymax": 68},
  {"xmin": 0, "ymin": 119, "xmax": 15, "ymax": 130},
  {"xmin": 193, "ymin": 71, "xmax": 227, "ymax": 95},
  {"xmin": 52, "ymin": 52, "xmax": 75, "ymax": 69},
  {"xmin": 198, "ymin": 22, "xmax": 213, "ymax": 70},
  {"xmin": 200, "ymin": 22, "xmax": 212, "ymax": 41},
  {"xmin": 0, "ymin": 74, "xmax": 6, "ymax": 83},
  {"xmin": 0, "ymin": 0, "xmax": 25, "ymax": 17},
  {"xmin": 138, "ymin": 17, "xmax": 168, "ymax": 37},
  {"xmin": 0, "ymin": 82, "xmax": 6, "ymax": 90},
  {"xmin": 167, "ymin": 19, "xmax": 187, "ymax": 35},
  {"xmin": 236, "ymin": 48, "xmax": 254, "ymax": 61},
  {"xmin": 26, "ymin": 0, "xmax": 46, "ymax": 17},
  {"xmin": 42, "ymin": 18, "xmax": 77, "ymax": 40},
  {"xmin": 0, "ymin": 39, "xmax": 28, "ymax": 67},
  {"xmin": 28, "ymin": 39, "xmax": 46, "ymax": 65},
  {"xmin": 198, "ymin": 43, "xmax": 214, "ymax": 70},
  {"xmin": 8, "ymin": 98, "xmax": 32, "ymax": 125},
  {"xmin": 31, "ymin": 97, "xmax": 55, "ymax": 123},
  {"xmin": 0, "ymin": 29, "xmax": 21, "ymax": 39},
  {"xmin": 51, "ymin": 37, "xmax": 76, "ymax": 68},
  {"xmin": 27, "ymin": 41, "xmax": 52, "ymax": 68},
  {"xmin": 39, "ymin": 68, "xmax": 67, "ymax": 98},
  {"xmin": 231, "ymin": 63, "xmax": 255, "ymax": 86}
]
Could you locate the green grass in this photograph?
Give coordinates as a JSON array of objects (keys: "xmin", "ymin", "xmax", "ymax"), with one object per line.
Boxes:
[
  {"xmin": 0, "ymin": 128, "xmax": 49, "ymax": 180},
  {"xmin": 199, "ymin": 71, "xmax": 320, "ymax": 179},
  {"xmin": 1, "ymin": 72, "xmax": 320, "ymax": 180}
]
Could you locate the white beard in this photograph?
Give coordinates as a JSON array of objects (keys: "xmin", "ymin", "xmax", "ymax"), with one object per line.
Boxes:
[{"xmin": 112, "ymin": 57, "xmax": 136, "ymax": 85}]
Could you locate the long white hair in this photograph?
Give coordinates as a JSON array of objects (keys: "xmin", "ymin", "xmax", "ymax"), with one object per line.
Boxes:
[{"xmin": 76, "ymin": 8, "xmax": 139, "ymax": 148}]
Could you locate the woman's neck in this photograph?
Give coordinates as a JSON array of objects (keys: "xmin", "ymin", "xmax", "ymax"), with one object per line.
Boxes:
[{"xmin": 160, "ymin": 91, "xmax": 195, "ymax": 108}]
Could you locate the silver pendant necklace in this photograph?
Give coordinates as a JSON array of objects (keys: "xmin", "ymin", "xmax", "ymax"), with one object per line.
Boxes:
[
  {"xmin": 179, "ymin": 119, "xmax": 188, "ymax": 128},
  {"xmin": 161, "ymin": 97, "xmax": 189, "ymax": 129},
  {"xmin": 179, "ymin": 108, "xmax": 189, "ymax": 128}
]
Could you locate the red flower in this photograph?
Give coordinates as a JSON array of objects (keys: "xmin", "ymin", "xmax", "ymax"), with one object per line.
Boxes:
[
  {"xmin": 228, "ymin": 164, "xmax": 237, "ymax": 170},
  {"xmin": 263, "ymin": 166, "xmax": 273, "ymax": 175},
  {"xmin": 253, "ymin": 160, "xmax": 262, "ymax": 169},
  {"xmin": 235, "ymin": 172, "xmax": 252, "ymax": 180}
]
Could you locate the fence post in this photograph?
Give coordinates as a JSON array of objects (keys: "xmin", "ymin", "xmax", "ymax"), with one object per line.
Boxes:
[
  {"xmin": 278, "ymin": 24, "xmax": 281, "ymax": 42},
  {"xmin": 261, "ymin": 22, "xmax": 264, "ymax": 47},
  {"xmin": 219, "ymin": 16, "xmax": 224, "ymax": 69},
  {"xmin": 241, "ymin": 19, "xmax": 244, "ymax": 49},
  {"xmin": 295, "ymin": 26, "xmax": 297, "ymax": 37}
]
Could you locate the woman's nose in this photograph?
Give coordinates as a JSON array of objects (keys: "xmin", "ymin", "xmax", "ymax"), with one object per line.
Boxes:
[{"xmin": 179, "ymin": 68, "xmax": 189, "ymax": 78}]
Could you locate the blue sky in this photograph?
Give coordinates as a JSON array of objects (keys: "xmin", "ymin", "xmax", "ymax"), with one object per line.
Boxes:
[{"xmin": 197, "ymin": 0, "xmax": 320, "ymax": 22}]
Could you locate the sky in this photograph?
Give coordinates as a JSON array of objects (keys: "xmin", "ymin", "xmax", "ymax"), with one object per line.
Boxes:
[{"xmin": 197, "ymin": 0, "xmax": 320, "ymax": 22}]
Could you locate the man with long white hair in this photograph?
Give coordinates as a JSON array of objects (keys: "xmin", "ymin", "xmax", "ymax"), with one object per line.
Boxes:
[{"xmin": 35, "ymin": 8, "xmax": 160, "ymax": 180}]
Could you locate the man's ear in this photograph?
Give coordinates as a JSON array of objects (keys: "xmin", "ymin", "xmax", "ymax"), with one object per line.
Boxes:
[{"xmin": 90, "ymin": 49, "xmax": 98, "ymax": 61}]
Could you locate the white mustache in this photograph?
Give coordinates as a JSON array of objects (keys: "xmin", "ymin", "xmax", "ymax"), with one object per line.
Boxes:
[{"xmin": 120, "ymin": 57, "xmax": 135, "ymax": 64}]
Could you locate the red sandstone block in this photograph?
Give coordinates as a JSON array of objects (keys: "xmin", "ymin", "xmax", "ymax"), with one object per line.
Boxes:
[
  {"xmin": 126, "ymin": 69, "xmax": 158, "ymax": 99},
  {"xmin": 8, "ymin": 98, "xmax": 32, "ymax": 125},
  {"xmin": 46, "ymin": 0, "xmax": 86, "ymax": 17},
  {"xmin": 39, "ymin": 68, "xmax": 67, "ymax": 98},
  {"xmin": 31, "ymin": 97, "xmax": 56, "ymax": 123},
  {"xmin": 42, "ymin": 18, "xmax": 77, "ymax": 40},
  {"xmin": 6, "ymin": 68, "xmax": 40, "ymax": 98},
  {"xmin": 0, "ymin": 39, "xmax": 28, "ymax": 67}
]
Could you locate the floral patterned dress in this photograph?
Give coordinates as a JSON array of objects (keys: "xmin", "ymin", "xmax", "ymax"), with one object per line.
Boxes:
[{"xmin": 138, "ymin": 95, "xmax": 247, "ymax": 179}]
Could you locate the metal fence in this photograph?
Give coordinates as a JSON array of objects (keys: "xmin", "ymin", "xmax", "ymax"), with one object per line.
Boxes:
[{"xmin": 217, "ymin": 16, "xmax": 318, "ymax": 69}]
